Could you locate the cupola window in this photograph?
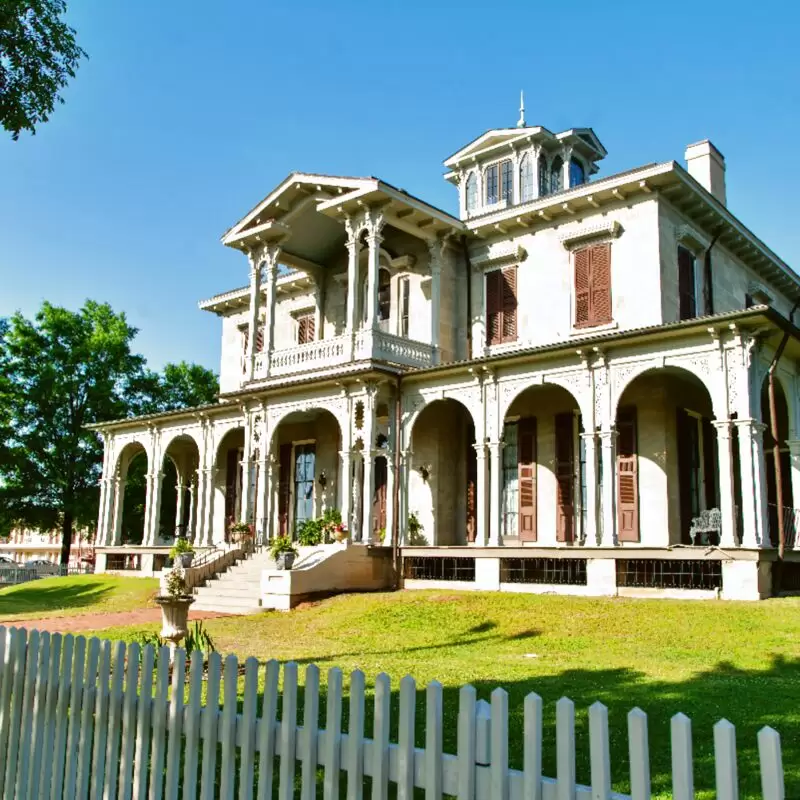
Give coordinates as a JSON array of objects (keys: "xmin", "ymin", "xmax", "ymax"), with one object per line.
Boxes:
[
  {"xmin": 466, "ymin": 172, "xmax": 478, "ymax": 212},
  {"xmin": 520, "ymin": 153, "xmax": 534, "ymax": 202},
  {"xmin": 550, "ymin": 156, "xmax": 564, "ymax": 194},
  {"xmin": 569, "ymin": 157, "xmax": 586, "ymax": 187}
]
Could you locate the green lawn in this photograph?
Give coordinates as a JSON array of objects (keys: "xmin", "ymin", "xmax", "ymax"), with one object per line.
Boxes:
[
  {"xmin": 0, "ymin": 574, "xmax": 158, "ymax": 622},
  {"xmin": 87, "ymin": 589, "xmax": 800, "ymax": 799}
]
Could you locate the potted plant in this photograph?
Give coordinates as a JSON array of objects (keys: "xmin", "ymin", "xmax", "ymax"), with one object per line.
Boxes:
[
  {"xmin": 333, "ymin": 522, "xmax": 349, "ymax": 543},
  {"xmin": 154, "ymin": 565, "xmax": 195, "ymax": 653},
  {"xmin": 229, "ymin": 521, "xmax": 253, "ymax": 545},
  {"xmin": 170, "ymin": 537, "xmax": 195, "ymax": 568},
  {"xmin": 269, "ymin": 535, "xmax": 299, "ymax": 570}
]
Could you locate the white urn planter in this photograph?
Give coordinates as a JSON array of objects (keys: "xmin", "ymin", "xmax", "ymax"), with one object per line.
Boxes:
[{"xmin": 154, "ymin": 595, "xmax": 195, "ymax": 651}]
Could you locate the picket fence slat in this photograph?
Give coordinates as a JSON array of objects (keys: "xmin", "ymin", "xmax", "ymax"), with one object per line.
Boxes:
[
  {"xmin": 0, "ymin": 624, "xmax": 792, "ymax": 800},
  {"xmin": 302, "ymin": 663, "xmax": 320, "ymax": 800},
  {"xmin": 90, "ymin": 639, "xmax": 112, "ymax": 799},
  {"xmin": 627, "ymin": 708, "xmax": 650, "ymax": 800},
  {"xmin": 15, "ymin": 628, "xmax": 40, "ymax": 799},
  {"xmin": 323, "ymin": 666, "xmax": 343, "ymax": 800},
  {"xmin": 671, "ymin": 712, "xmax": 694, "ymax": 800},
  {"xmin": 239, "ymin": 657, "xmax": 259, "ymax": 800},
  {"xmin": 62, "ymin": 634, "xmax": 87, "ymax": 800},
  {"xmin": 165, "ymin": 646, "xmax": 186, "ymax": 800},
  {"xmin": 75, "ymin": 637, "xmax": 100, "ymax": 800},
  {"xmin": 47, "ymin": 632, "xmax": 73, "ymax": 800},
  {"xmin": 118, "ymin": 641, "xmax": 140, "ymax": 800},
  {"xmin": 256, "ymin": 659, "xmax": 280, "ymax": 800},
  {"xmin": 199, "ymin": 651, "xmax": 221, "ymax": 800}
]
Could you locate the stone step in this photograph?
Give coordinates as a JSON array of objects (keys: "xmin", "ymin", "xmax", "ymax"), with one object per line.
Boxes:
[
  {"xmin": 208, "ymin": 573, "xmax": 262, "ymax": 585},
  {"xmin": 194, "ymin": 586, "xmax": 261, "ymax": 600},
  {"xmin": 192, "ymin": 592, "xmax": 262, "ymax": 609},
  {"xmin": 191, "ymin": 602, "xmax": 262, "ymax": 615}
]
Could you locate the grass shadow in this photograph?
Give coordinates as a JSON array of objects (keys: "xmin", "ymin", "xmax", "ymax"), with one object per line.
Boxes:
[{"xmin": 0, "ymin": 582, "xmax": 113, "ymax": 618}]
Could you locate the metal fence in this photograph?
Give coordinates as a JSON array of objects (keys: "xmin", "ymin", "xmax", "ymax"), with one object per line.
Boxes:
[{"xmin": 0, "ymin": 563, "xmax": 94, "ymax": 588}]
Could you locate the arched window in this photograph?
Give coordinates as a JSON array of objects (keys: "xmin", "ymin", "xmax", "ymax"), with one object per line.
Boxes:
[
  {"xmin": 550, "ymin": 156, "xmax": 563, "ymax": 194},
  {"xmin": 520, "ymin": 154, "xmax": 534, "ymax": 202},
  {"xmin": 569, "ymin": 157, "xmax": 585, "ymax": 188},
  {"xmin": 538, "ymin": 153, "xmax": 549, "ymax": 197},
  {"xmin": 466, "ymin": 172, "xmax": 478, "ymax": 212}
]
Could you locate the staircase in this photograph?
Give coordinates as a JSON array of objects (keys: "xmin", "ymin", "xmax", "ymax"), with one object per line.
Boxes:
[{"xmin": 191, "ymin": 549, "xmax": 275, "ymax": 615}]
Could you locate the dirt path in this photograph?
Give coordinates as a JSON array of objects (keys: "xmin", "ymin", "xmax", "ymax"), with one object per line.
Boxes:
[{"xmin": 0, "ymin": 608, "xmax": 231, "ymax": 633}]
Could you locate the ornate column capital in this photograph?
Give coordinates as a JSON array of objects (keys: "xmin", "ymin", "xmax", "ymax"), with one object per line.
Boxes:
[
  {"xmin": 366, "ymin": 209, "xmax": 385, "ymax": 239},
  {"xmin": 712, "ymin": 419, "xmax": 734, "ymax": 439}
]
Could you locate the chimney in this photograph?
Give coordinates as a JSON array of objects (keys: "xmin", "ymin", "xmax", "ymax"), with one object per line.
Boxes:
[{"xmin": 685, "ymin": 140, "xmax": 726, "ymax": 206}]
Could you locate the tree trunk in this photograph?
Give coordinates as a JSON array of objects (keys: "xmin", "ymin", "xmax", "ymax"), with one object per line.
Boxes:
[{"xmin": 60, "ymin": 509, "xmax": 73, "ymax": 565}]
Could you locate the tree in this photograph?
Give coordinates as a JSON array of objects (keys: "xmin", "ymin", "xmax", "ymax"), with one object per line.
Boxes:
[
  {"xmin": 0, "ymin": 301, "xmax": 219, "ymax": 563},
  {"xmin": 0, "ymin": 0, "xmax": 86, "ymax": 140}
]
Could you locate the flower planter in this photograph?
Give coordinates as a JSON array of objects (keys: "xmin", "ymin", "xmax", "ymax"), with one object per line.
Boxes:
[
  {"xmin": 154, "ymin": 595, "xmax": 195, "ymax": 650},
  {"xmin": 177, "ymin": 553, "xmax": 194, "ymax": 568},
  {"xmin": 275, "ymin": 552, "xmax": 296, "ymax": 571}
]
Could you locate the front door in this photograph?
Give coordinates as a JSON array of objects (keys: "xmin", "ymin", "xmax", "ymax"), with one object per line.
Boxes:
[{"xmin": 293, "ymin": 443, "xmax": 316, "ymax": 534}]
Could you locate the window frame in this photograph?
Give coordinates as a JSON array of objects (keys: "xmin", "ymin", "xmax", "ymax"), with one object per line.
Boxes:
[
  {"xmin": 519, "ymin": 153, "xmax": 534, "ymax": 202},
  {"xmin": 485, "ymin": 265, "xmax": 518, "ymax": 346},
  {"xmin": 484, "ymin": 158, "xmax": 513, "ymax": 206},
  {"xmin": 573, "ymin": 242, "xmax": 613, "ymax": 329},
  {"xmin": 398, "ymin": 276, "xmax": 410, "ymax": 337},
  {"xmin": 677, "ymin": 244, "xmax": 698, "ymax": 320},
  {"xmin": 294, "ymin": 309, "xmax": 316, "ymax": 345}
]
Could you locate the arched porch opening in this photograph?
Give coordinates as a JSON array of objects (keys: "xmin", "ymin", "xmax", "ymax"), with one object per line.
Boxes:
[
  {"xmin": 271, "ymin": 408, "xmax": 342, "ymax": 540},
  {"xmin": 762, "ymin": 375, "xmax": 793, "ymax": 546},
  {"xmin": 114, "ymin": 442, "xmax": 148, "ymax": 545},
  {"xmin": 159, "ymin": 435, "xmax": 201, "ymax": 543},
  {"xmin": 409, "ymin": 399, "xmax": 476, "ymax": 546},
  {"xmin": 616, "ymin": 367, "xmax": 717, "ymax": 546},
  {"xmin": 503, "ymin": 383, "xmax": 583, "ymax": 545},
  {"xmin": 214, "ymin": 427, "xmax": 246, "ymax": 543}
]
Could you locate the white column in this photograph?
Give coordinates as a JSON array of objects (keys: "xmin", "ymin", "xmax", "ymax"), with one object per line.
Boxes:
[
  {"xmin": 562, "ymin": 146, "xmax": 572, "ymax": 190},
  {"xmin": 788, "ymin": 440, "xmax": 800, "ymax": 548},
  {"xmin": 365, "ymin": 218, "xmax": 383, "ymax": 331},
  {"xmin": 580, "ymin": 432, "xmax": 599, "ymax": 546},
  {"xmin": 240, "ymin": 415, "xmax": 253, "ymax": 524},
  {"xmin": 599, "ymin": 429, "xmax": 617, "ymax": 546},
  {"xmin": 398, "ymin": 450, "xmax": 412, "ymax": 545},
  {"xmin": 244, "ymin": 253, "xmax": 261, "ymax": 382},
  {"xmin": 263, "ymin": 245, "xmax": 280, "ymax": 378},
  {"xmin": 351, "ymin": 452, "xmax": 363, "ymax": 539},
  {"xmin": 198, "ymin": 467, "xmax": 217, "ymax": 546},
  {"xmin": 110, "ymin": 477, "xmax": 126, "ymax": 545},
  {"xmin": 255, "ymin": 452, "xmax": 270, "ymax": 544},
  {"xmin": 186, "ymin": 480, "xmax": 197, "ymax": 542},
  {"xmin": 456, "ymin": 170, "xmax": 467, "ymax": 218},
  {"xmin": 385, "ymin": 454, "xmax": 396, "ymax": 545},
  {"xmin": 531, "ymin": 146, "xmax": 541, "ymax": 199},
  {"xmin": 427, "ymin": 239, "xmax": 442, "ymax": 364},
  {"xmin": 339, "ymin": 450, "xmax": 353, "ymax": 531},
  {"xmin": 361, "ymin": 453, "xmax": 375, "ymax": 543},
  {"xmin": 344, "ymin": 218, "xmax": 359, "ymax": 350},
  {"xmin": 713, "ymin": 420, "xmax": 737, "ymax": 547},
  {"xmin": 487, "ymin": 440, "xmax": 504, "ymax": 546},
  {"xmin": 474, "ymin": 443, "xmax": 489, "ymax": 546},
  {"xmin": 174, "ymin": 479, "xmax": 186, "ymax": 537},
  {"xmin": 736, "ymin": 419, "xmax": 770, "ymax": 548},
  {"xmin": 144, "ymin": 471, "xmax": 164, "ymax": 545}
]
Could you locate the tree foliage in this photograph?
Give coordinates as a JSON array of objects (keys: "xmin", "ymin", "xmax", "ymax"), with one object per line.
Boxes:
[
  {"xmin": 0, "ymin": 301, "xmax": 218, "ymax": 561},
  {"xmin": 0, "ymin": 0, "xmax": 86, "ymax": 139}
]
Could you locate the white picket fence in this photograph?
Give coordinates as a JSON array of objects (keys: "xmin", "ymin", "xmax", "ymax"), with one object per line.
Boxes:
[{"xmin": 0, "ymin": 624, "xmax": 787, "ymax": 799}]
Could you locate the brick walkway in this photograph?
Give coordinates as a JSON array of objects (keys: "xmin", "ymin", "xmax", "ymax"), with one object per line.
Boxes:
[{"xmin": 1, "ymin": 608, "xmax": 231, "ymax": 634}]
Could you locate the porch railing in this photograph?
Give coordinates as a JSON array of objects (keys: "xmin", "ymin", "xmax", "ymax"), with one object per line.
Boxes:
[
  {"xmin": 768, "ymin": 503, "xmax": 800, "ymax": 549},
  {"xmin": 251, "ymin": 329, "xmax": 435, "ymax": 380}
]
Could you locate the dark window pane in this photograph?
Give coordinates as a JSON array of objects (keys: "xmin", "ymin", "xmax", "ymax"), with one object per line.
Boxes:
[
  {"xmin": 569, "ymin": 157, "xmax": 585, "ymax": 187},
  {"xmin": 501, "ymin": 159, "xmax": 513, "ymax": 203},
  {"xmin": 486, "ymin": 164, "xmax": 499, "ymax": 205}
]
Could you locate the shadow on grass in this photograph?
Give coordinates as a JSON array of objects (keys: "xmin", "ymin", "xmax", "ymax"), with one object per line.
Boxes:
[{"xmin": 0, "ymin": 582, "xmax": 113, "ymax": 618}]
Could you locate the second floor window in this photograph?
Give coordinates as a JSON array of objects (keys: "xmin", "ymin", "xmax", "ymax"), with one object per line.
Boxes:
[
  {"xmin": 500, "ymin": 160, "xmax": 513, "ymax": 204},
  {"xmin": 486, "ymin": 164, "xmax": 499, "ymax": 205},
  {"xmin": 297, "ymin": 312, "xmax": 315, "ymax": 344},
  {"xmin": 678, "ymin": 245, "xmax": 697, "ymax": 320},
  {"xmin": 378, "ymin": 267, "xmax": 391, "ymax": 324},
  {"xmin": 486, "ymin": 266, "xmax": 518, "ymax": 346},
  {"xmin": 399, "ymin": 276, "xmax": 410, "ymax": 337},
  {"xmin": 574, "ymin": 243, "xmax": 612, "ymax": 328},
  {"xmin": 520, "ymin": 153, "xmax": 534, "ymax": 202}
]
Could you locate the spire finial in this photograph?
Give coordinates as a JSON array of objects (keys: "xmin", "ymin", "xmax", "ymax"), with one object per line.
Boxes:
[{"xmin": 517, "ymin": 90, "xmax": 526, "ymax": 128}]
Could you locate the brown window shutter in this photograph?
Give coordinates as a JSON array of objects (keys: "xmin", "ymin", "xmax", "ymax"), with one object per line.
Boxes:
[
  {"xmin": 307, "ymin": 314, "xmax": 316, "ymax": 342},
  {"xmin": 485, "ymin": 270, "xmax": 503, "ymax": 345},
  {"xmin": 616, "ymin": 407, "xmax": 639, "ymax": 542},
  {"xmin": 574, "ymin": 248, "xmax": 591, "ymax": 326},
  {"xmin": 255, "ymin": 325, "xmax": 264, "ymax": 353},
  {"xmin": 518, "ymin": 417, "xmax": 537, "ymax": 541},
  {"xmin": 555, "ymin": 413, "xmax": 575, "ymax": 542},
  {"xmin": 278, "ymin": 443, "xmax": 292, "ymax": 536},
  {"xmin": 298, "ymin": 317, "xmax": 307, "ymax": 344},
  {"xmin": 590, "ymin": 243, "xmax": 612, "ymax": 325},
  {"xmin": 501, "ymin": 266, "xmax": 518, "ymax": 342}
]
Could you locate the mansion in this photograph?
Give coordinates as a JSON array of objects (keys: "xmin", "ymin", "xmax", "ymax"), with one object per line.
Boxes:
[{"xmin": 91, "ymin": 113, "xmax": 800, "ymax": 601}]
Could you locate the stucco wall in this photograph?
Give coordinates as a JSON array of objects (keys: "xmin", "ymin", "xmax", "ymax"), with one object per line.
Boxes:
[{"xmin": 470, "ymin": 198, "xmax": 662, "ymax": 355}]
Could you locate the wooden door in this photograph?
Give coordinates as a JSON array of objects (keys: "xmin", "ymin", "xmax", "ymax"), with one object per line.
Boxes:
[
  {"xmin": 278, "ymin": 443, "xmax": 292, "ymax": 537},
  {"xmin": 555, "ymin": 414, "xmax": 575, "ymax": 542},
  {"xmin": 518, "ymin": 417, "xmax": 537, "ymax": 542},
  {"xmin": 617, "ymin": 407, "xmax": 639, "ymax": 542}
]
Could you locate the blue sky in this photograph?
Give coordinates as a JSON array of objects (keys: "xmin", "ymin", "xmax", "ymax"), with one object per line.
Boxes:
[{"xmin": 1, "ymin": 0, "xmax": 797, "ymax": 372}]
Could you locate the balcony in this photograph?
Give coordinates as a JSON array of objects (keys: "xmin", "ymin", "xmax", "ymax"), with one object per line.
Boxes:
[{"xmin": 252, "ymin": 329, "xmax": 435, "ymax": 380}]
